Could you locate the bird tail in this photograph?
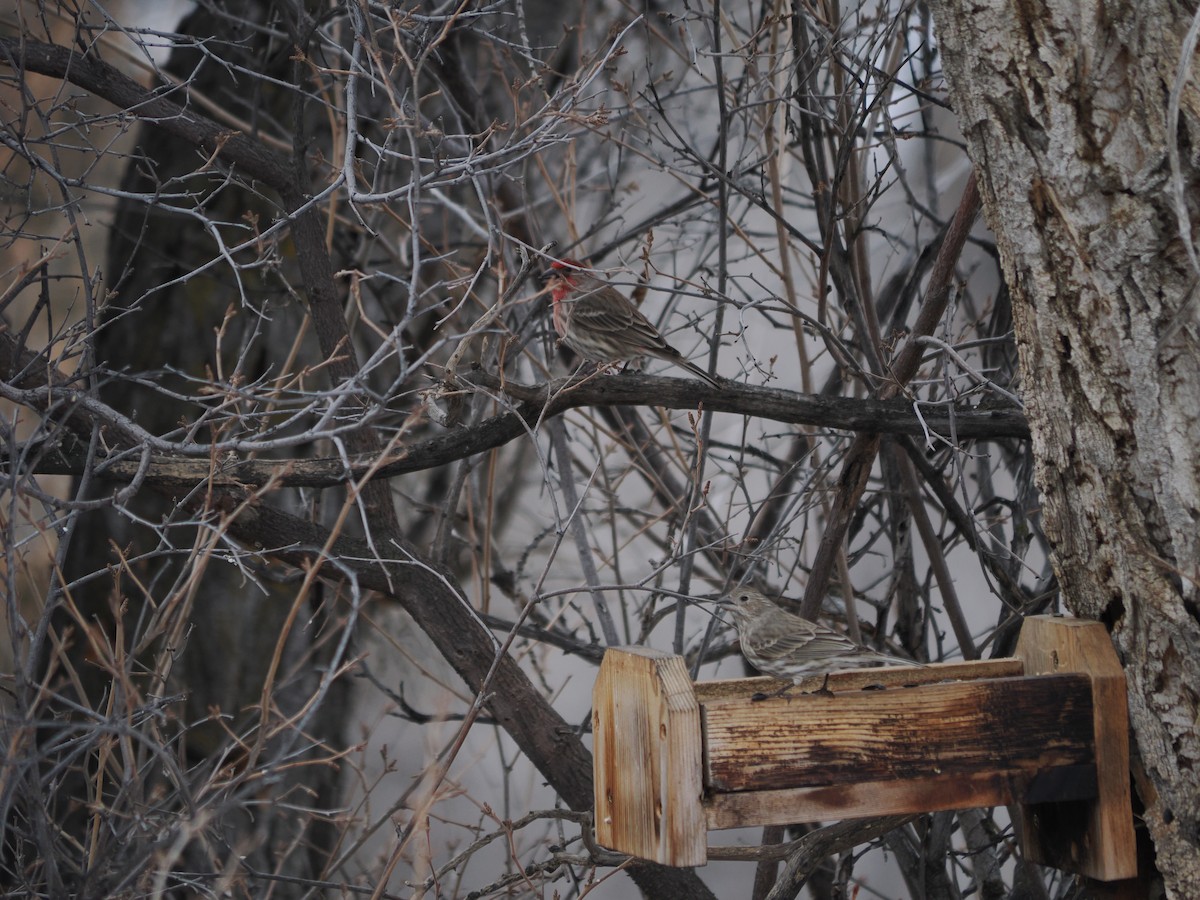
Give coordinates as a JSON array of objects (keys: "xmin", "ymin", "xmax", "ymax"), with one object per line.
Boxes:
[
  {"xmin": 872, "ymin": 652, "xmax": 927, "ymax": 667},
  {"xmin": 679, "ymin": 358, "xmax": 721, "ymax": 387}
]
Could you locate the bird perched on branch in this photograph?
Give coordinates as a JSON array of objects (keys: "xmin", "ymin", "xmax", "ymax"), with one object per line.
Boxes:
[
  {"xmin": 544, "ymin": 258, "xmax": 721, "ymax": 387},
  {"xmin": 718, "ymin": 588, "xmax": 926, "ymax": 683}
]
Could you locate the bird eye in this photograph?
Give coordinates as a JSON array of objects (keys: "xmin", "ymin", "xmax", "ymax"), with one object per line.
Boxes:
[{"xmin": 738, "ymin": 593, "xmax": 750, "ymax": 603}]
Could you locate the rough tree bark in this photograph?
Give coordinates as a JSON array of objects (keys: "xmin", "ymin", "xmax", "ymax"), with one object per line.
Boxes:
[{"xmin": 930, "ymin": 0, "xmax": 1200, "ymax": 894}]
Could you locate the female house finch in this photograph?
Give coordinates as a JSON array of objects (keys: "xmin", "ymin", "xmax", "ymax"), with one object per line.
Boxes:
[
  {"xmin": 718, "ymin": 588, "xmax": 926, "ymax": 681},
  {"xmin": 545, "ymin": 258, "xmax": 721, "ymax": 387}
]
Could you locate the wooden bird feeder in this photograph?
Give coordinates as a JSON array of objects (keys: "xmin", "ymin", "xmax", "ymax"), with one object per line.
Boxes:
[{"xmin": 591, "ymin": 615, "xmax": 1135, "ymax": 881}]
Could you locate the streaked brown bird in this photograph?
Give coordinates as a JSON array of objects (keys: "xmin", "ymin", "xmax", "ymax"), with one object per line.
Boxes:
[
  {"xmin": 545, "ymin": 258, "xmax": 720, "ymax": 387},
  {"xmin": 718, "ymin": 588, "xmax": 926, "ymax": 681}
]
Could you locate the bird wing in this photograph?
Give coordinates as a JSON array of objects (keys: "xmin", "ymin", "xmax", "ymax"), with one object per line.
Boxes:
[
  {"xmin": 754, "ymin": 619, "xmax": 863, "ymax": 662},
  {"xmin": 570, "ymin": 284, "xmax": 677, "ymax": 356}
]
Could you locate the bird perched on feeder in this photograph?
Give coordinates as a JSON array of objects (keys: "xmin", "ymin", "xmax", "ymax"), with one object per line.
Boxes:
[{"xmin": 718, "ymin": 588, "xmax": 926, "ymax": 686}]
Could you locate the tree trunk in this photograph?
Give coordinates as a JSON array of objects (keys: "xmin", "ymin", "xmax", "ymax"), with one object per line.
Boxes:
[{"xmin": 929, "ymin": 0, "xmax": 1200, "ymax": 894}]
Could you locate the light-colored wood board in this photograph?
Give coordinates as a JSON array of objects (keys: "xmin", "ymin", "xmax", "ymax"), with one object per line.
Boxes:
[
  {"xmin": 1014, "ymin": 616, "xmax": 1136, "ymax": 881},
  {"xmin": 592, "ymin": 646, "xmax": 706, "ymax": 866},
  {"xmin": 704, "ymin": 765, "xmax": 1099, "ymax": 829},
  {"xmin": 693, "ymin": 659, "xmax": 1025, "ymax": 702}
]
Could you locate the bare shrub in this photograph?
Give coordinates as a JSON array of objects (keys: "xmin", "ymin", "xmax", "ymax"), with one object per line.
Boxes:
[{"xmin": 1, "ymin": 1, "xmax": 1043, "ymax": 897}]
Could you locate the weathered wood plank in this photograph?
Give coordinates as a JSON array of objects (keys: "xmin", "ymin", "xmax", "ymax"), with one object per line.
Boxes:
[
  {"xmin": 705, "ymin": 765, "xmax": 1098, "ymax": 828},
  {"xmin": 693, "ymin": 659, "xmax": 1025, "ymax": 702},
  {"xmin": 702, "ymin": 674, "xmax": 1094, "ymax": 792},
  {"xmin": 1015, "ymin": 616, "xmax": 1136, "ymax": 881},
  {"xmin": 592, "ymin": 646, "xmax": 706, "ymax": 865}
]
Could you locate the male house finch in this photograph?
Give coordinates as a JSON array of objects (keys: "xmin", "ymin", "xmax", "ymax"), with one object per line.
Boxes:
[
  {"xmin": 545, "ymin": 258, "xmax": 721, "ymax": 387},
  {"xmin": 718, "ymin": 588, "xmax": 926, "ymax": 681}
]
